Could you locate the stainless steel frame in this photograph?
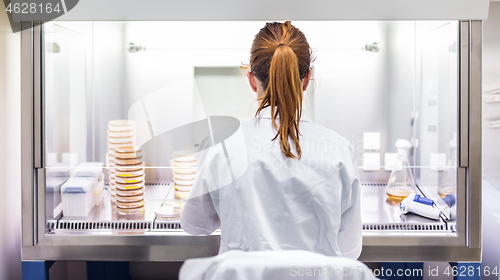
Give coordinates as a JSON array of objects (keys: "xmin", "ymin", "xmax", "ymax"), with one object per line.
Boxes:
[{"xmin": 21, "ymin": 20, "xmax": 483, "ymax": 262}]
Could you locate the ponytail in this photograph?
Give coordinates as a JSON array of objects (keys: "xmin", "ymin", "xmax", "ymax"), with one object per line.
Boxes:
[
  {"xmin": 249, "ymin": 21, "xmax": 312, "ymax": 159},
  {"xmin": 256, "ymin": 43, "xmax": 303, "ymax": 159}
]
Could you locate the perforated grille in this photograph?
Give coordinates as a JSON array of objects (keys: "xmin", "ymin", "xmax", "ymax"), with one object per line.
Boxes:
[
  {"xmin": 361, "ymin": 182, "xmax": 387, "ymax": 187},
  {"xmin": 153, "ymin": 221, "xmax": 182, "ymax": 230},
  {"xmin": 56, "ymin": 220, "xmax": 152, "ymax": 230},
  {"xmin": 449, "ymin": 224, "xmax": 457, "ymax": 232},
  {"xmin": 363, "ymin": 223, "xmax": 447, "ymax": 231},
  {"xmin": 418, "ymin": 182, "xmax": 440, "ymax": 187},
  {"xmin": 46, "ymin": 221, "xmax": 56, "ymax": 231}
]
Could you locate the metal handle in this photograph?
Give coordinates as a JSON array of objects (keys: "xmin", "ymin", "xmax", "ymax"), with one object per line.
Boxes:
[
  {"xmin": 467, "ymin": 20, "xmax": 482, "ymax": 249},
  {"xmin": 459, "ymin": 21, "xmax": 469, "ymax": 168},
  {"xmin": 21, "ymin": 21, "xmax": 35, "ymax": 246},
  {"xmin": 34, "ymin": 23, "xmax": 43, "ymax": 169}
]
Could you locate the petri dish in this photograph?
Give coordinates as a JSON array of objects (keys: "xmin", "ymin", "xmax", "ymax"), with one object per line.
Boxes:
[
  {"xmin": 173, "ymin": 161, "xmax": 197, "ymax": 167},
  {"xmin": 115, "ymin": 161, "xmax": 145, "ymax": 169},
  {"xmin": 117, "ymin": 205, "xmax": 145, "ymax": 216},
  {"xmin": 175, "ymin": 190, "xmax": 189, "ymax": 201},
  {"xmin": 155, "ymin": 205, "xmax": 181, "ymax": 220},
  {"xmin": 115, "ymin": 174, "xmax": 144, "ymax": 184},
  {"xmin": 116, "ymin": 199, "xmax": 145, "ymax": 209},
  {"xmin": 174, "ymin": 177, "xmax": 195, "ymax": 186},
  {"xmin": 108, "ymin": 129, "xmax": 136, "ymax": 138},
  {"xmin": 108, "ymin": 120, "xmax": 137, "ymax": 132},
  {"xmin": 115, "ymin": 146, "xmax": 143, "ymax": 157},
  {"xmin": 173, "ymin": 150, "xmax": 195, "ymax": 159},
  {"xmin": 115, "ymin": 186, "xmax": 145, "ymax": 197},
  {"xmin": 108, "ymin": 142, "xmax": 135, "ymax": 150},
  {"xmin": 174, "ymin": 184, "xmax": 192, "ymax": 192},
  {"xmin": 173, "ymin": 173, "xmax": 196, "ymax": 180},
  {"xmin": 116, "ymin": 193, "xmax": 145, "ymax": 202},
  {"xmin": 108, "ymin": 136, "xmax": 136, "ymax": 144},
  {"xmin": 115, "ymin": 168, "xmax": 144, "ymax": 177},
  {"xmin": 115, "ymin": 157, "xmax": 144, "ymax": 165},
  {"xmin": 173, "ymin": 168, "xmax": 197, "ymax": 175}
]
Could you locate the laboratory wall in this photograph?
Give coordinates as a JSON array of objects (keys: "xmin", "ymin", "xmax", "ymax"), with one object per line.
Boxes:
[
  {"xmin": 482, "ymin": 1, "xmax": 500, "ymax": 182},
  {"xmin": 0, "ymin": 3, "xmax": 22, "ymax": 280},
  {"xmin": 482, "ymin": 3, "xmax": 500, "ymax": 280},
  {"xmin": 50, "ymin": 21, "xmax": 400, "ymax": 183},
  {"xmin": 121, "ymin": 21, "xmax": 414, "ymax": 182}
]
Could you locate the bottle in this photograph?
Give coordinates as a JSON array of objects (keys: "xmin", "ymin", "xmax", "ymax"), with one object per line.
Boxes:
[
  {"xmin": 386, "ymin": 139, "xmax": 418, "ymax": 200},
  {"xmin": 438, "ymin": 133, "xmax": 457, "ymax": 197}
]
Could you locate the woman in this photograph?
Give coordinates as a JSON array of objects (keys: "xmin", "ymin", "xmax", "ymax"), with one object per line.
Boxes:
[{"xmin": 181, "ymin": 21, "xmax": 362, "ymax": 259}]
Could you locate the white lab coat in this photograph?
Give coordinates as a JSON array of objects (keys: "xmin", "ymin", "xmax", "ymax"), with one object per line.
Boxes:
[
  {"xmin": 179, "ymin": 250, "xmax": 377, "ymax": 280},
  {"xmin": 180, "ymin": 107, "xmax": 362, "ymax": 259}
]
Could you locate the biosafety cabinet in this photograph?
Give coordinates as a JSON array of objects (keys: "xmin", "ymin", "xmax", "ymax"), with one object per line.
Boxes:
[{"xmin": 21, "ymin": 0, "xmax": 488, "ymax": 262}]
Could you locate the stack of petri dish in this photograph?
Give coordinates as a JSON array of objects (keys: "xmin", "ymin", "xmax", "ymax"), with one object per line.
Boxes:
[
  {"xmin": 107, "ymin": 120, "xmax": 136, "ymax": 203},
  {"xmin": 172, "ymin": 150, "xmax": 197, "ymax": 201},
  {"xmin": 114, "ymin": 147, "xmax": 146, "ymax": 216}
]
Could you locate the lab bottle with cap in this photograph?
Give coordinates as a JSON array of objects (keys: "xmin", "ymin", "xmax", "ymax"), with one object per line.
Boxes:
[
  {"xmin": 386, "ymin": 139, "xmax": 418, "ymax": 200},
  {"xmin": 438, "ymin": 133, "xmax": 457, "ymax": 197}
]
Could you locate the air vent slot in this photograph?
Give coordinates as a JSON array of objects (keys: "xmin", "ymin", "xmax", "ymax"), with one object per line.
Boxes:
[
  {"xmin": 56, "ymin": 221, "xmax": 152, "ymax": 230},
  {"xmin": 361, "ymin": 182, "xmax": 387, "ymax": 187},
  {"xmin": 153, "ymin": 221, "xmax": 182, "ymax": 230},
  {"xmin": 363, "ymin": 223, "xmax": 446, "ymax": 231}
]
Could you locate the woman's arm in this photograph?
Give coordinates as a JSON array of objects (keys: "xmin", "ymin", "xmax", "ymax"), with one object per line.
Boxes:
[
  {"xmin": 180, "ymin": 187, "xmax": 220, "ymax": 235},
  {"xmin": 337, "ymin": 146, "xmax": 363, "ymax": 259},
  {"xmin": 180, "ymin": 144, "xmax": 222, "ymax": 235}
]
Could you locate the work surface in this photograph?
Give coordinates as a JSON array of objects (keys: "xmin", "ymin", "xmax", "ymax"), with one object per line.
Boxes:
[{"xmin": 49, "ymin": 182, "xmax": 450, "ymax": 234}]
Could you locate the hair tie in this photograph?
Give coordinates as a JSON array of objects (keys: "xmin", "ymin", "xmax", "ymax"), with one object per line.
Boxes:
[{"xmin": 277, "ymin": 43, "xmax": 286, "ymax": 47}]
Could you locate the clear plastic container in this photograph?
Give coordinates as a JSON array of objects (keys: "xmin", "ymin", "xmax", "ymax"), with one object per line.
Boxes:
[
  {"xmin": 61, "ymin": 177, "xmax": 97, "ymax": 217},
  {"xmin": 439, "ymin": 133, "xmax": 457, "ymax": 197},
  {"xmin": 46, "ymin": 162, "xmax": 71, "ymax": 177},
  {"xmin": 94, "ymin": 179, "xmax": 104, "ymax": 206},
  {"xmin": 73, "ymin": 162, "xmax": 104, "ymax": 179},
  {"xmin": 46, "ymin": 177, "xmax": 68, "ymax": 193}
]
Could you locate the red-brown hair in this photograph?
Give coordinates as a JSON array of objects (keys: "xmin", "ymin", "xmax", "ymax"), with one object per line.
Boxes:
[{"xmin": 250, "ymin": 21, "xmax": 312, "ymax": 159}]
